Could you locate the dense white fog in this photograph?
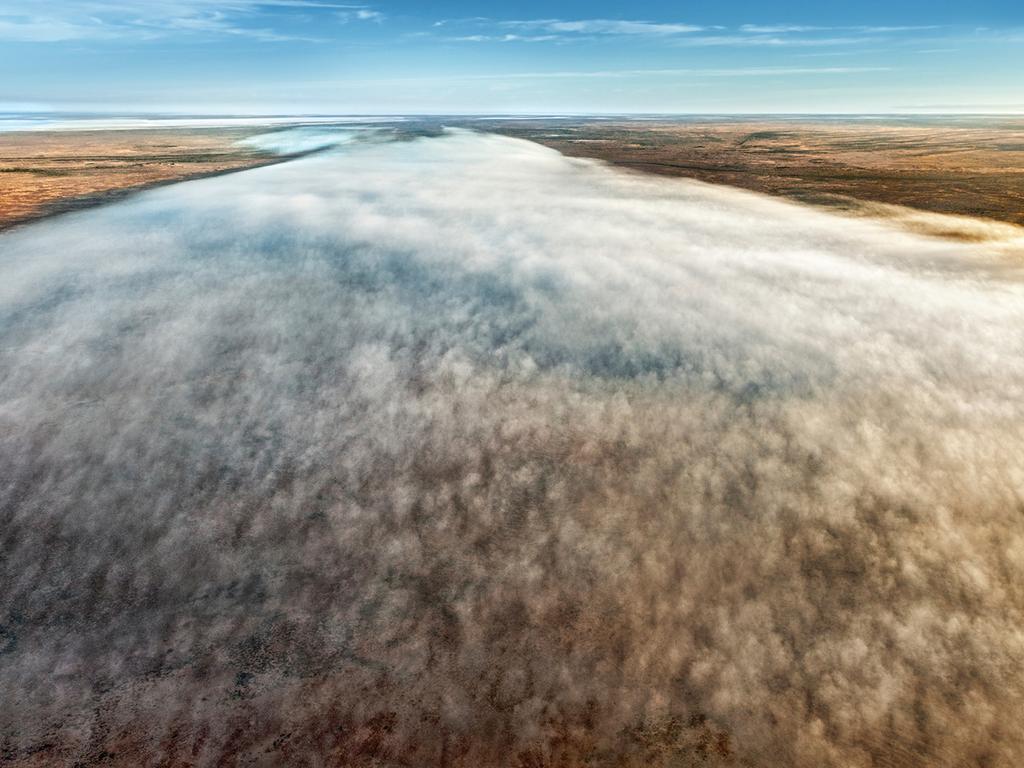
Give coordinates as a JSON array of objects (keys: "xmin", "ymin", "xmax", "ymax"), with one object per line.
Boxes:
[
  {"xmin": 237, "ymin": 125, "xmax": 382, "ymax": 154},
  {"xmin": 1, "ymin": 130, "xmax": 1023, "ymax": 767}
]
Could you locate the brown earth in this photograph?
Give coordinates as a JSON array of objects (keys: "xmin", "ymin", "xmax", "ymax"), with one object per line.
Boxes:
[
  {"xmin": 485, "ymin": 118, "xmax": 1024, "ymax": 230},
  {"xmin": 5, "ymin": 118, "xmax": 1024, "ymax": 239},
  {"xmin": 0, "ymin": 128, "xmax": 279, "ymax": 231}
]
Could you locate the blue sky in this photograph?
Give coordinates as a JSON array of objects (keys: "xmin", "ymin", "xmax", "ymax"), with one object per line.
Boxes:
[{"xmin": 0, "ymin": 1, "xmax": 1021, "ymax": 113}]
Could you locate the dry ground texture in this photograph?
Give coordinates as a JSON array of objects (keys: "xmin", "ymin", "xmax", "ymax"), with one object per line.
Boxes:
[
  {"xmin": 487, "ymin": 118, "xmax": 1024, "ymax": 233},
  {"xmin": 5, "ymin": 118, "xmax": 1024, "ymax": 238},
  {"xmin": 0, "ymin": 128, "xmax": 278, "ymax": 231}
]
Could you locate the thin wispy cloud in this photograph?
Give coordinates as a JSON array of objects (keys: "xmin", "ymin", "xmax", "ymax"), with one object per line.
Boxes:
[
  {"xmin": 303, "ymin": 65, "xmax": 893, "ymax": 86},
  {"xmin": 430, "ymin": 17, "xmax": 954, "ymax": 50},
  {"xmin": 740, "ymin": 24, "xmax": 818, "ymax": 34},
  {"xmin": 338, "ymin": 7, "xmax": 384, "ymax": 22},
  {"xmin": 673, "ymin": 35, "xmax": 877, "ymax": 48},
  {"xmin": 453, "ymin": 65, "xmax": 893, "ymax": 80},
  {"xmin": 501, "ymin": 18, "xmax": 705, "ymax": 36},
  {"xmin": 740, "ymin": 23, "xmax": 942, "ymax": 34},
  {"xmin": 433, "ymin": 16, "xmax": 708, "ymax": 40},
  {"xmin": 447, "ymin": 34, "xmax": 561, "ymax": 43},
  {"xmin": 0, "ymin": 15, "xmax": 113, "ymax": 42},
  {"xmin": 0, "ymin": 0, "xmax": 383, "ymax": 42}
]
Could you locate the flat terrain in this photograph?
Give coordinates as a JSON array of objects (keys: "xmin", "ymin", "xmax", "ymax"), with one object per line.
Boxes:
[
  {"xmin": 486, "ymin": 117, "xmax": 1024, "ymax": 230},
  {"xmin": 5, "ymin": 118, "xmax": 1024, "ymax": 239},
  {"xmin": 0, "ymin": 128, "xmax": 278, "ymax": 230}
]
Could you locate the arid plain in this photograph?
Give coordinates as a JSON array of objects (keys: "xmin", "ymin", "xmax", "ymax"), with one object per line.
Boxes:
[
  {"xmin": 5, "ymin": 118, "xmax": 1024, "ymax": 237},
  {"xmin": 487, "ymin": 117, "xmax": 1024, "ymax": 233},
  {"xmin": 0, "ymin": 128, "xmax": 277, "ymax": 231}
]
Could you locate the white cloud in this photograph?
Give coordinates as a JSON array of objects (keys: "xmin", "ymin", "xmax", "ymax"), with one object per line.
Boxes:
[
  {"xmin": 430, "ymin": 18, "xmax": 948, "ymax": 49},
  {"xmin": 445, "ymin": 33, "xmax": 564, "ymax": 43},
  {"xmin": 338, "ymin": 7, "xmax": 383, "ymax": 23},
  {"xmin": 547, "ymin": 18, "xmax": 703, "ymax": 35},
  {"xmin": 741, "ymin": 23, "xmax": 821, "ymax": 34},
  {"xmin": 741, "ymin": 23, "xmax": 943, "ymax": 34},
  {"xmin": 673, "ymin": 34, "xmax": 877, "ymax": 48},
  {"xmin": 353, "ymin": 66, "xmax": 892, "ymax": 79},
  {"xmin": 501, "ymin": 17, "xmax": 705, "ymax": 36},
  {"xmin": 0, "ymin": 0, "xmax": 383, "ymax": 42}
]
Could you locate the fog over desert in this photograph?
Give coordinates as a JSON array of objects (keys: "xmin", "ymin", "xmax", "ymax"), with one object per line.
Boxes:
[{"xmin": 2, "ymin": 130, "xmax": 1023, "ymax": 766}]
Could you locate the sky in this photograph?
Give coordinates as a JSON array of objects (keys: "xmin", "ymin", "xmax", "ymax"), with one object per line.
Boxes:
[{"xmin": 0, "ymin": 0, "xmax": 1022, "ymax": 114}]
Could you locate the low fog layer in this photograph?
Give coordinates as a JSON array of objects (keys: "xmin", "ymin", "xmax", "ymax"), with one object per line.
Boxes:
[
  {"xmin": 1, "ymin": 131, "xmax": 1023, "ymax": 767},
  {"xmin": 237, "ymin": 125, "xmax": 384, "ymax": 155}
]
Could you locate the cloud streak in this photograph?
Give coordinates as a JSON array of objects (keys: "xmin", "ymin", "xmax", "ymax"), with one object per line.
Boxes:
[
  {"xmin": 740, "ymin": 23, "xmax": 943, "ymax": 34},
  {"xmin": 1, "ymin": 130, "xmax": 1023, "ymax": 766},
  {"xmin": 429, "ymin": 17, "xmax": 952, "ymax": 50},
  {"xmin": 0, "ymin": 0, "xmax": 382, "ymax": 42},
  {"xmin": 500, "ymin": 18, "xmax": 705, "ymax": 36}
]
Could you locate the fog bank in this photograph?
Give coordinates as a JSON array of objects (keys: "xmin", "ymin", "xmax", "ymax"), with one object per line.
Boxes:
[{"xmin": 1, "ymin": 131, "xmax": 1023, "ymax": 767}]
